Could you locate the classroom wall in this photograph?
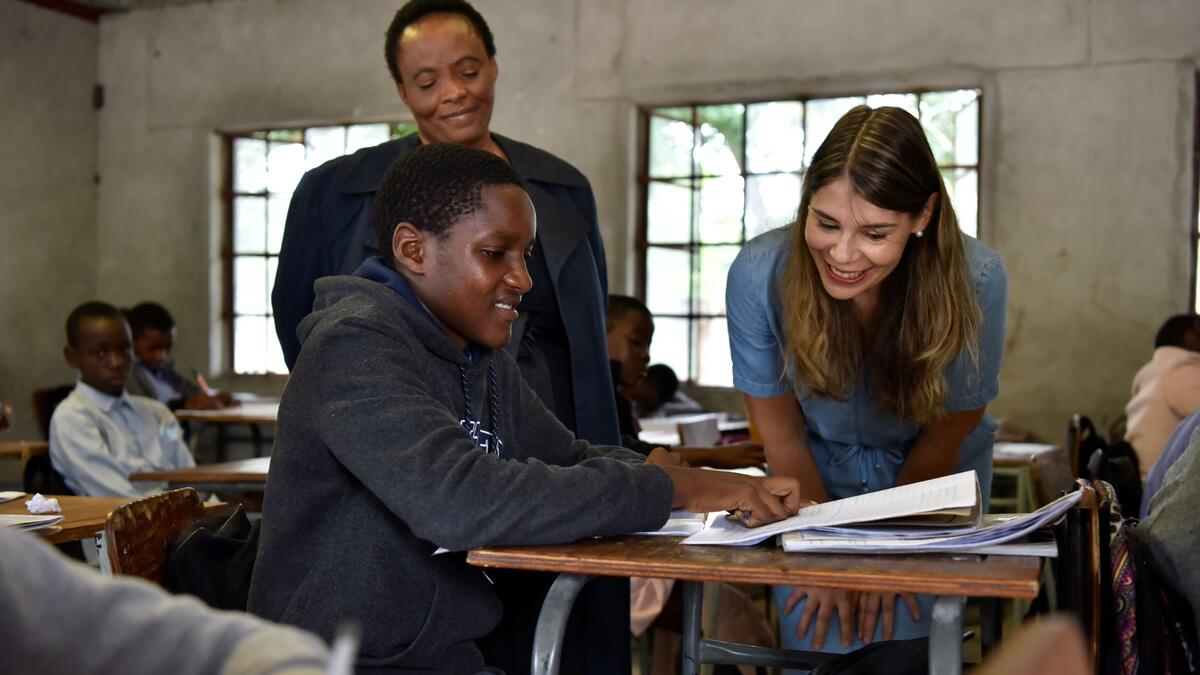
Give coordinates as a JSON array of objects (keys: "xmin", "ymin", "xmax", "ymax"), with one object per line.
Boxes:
[
  {"xmin": 53, "ymin": 0, "xmax": 1200, "ymax": 440},
  {"xmin": 0, "ymin": 2, "xmax": 98, "ymax": 441}
]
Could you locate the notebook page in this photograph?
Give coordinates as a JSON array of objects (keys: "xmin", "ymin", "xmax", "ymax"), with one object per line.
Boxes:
[{"xmin": 682, "ymin": 470, "xmax": 979, "ymax": 546}]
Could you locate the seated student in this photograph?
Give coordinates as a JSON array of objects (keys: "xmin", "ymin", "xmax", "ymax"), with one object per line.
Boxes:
[
  {"xmin": 1, "ymin": 525, "xmax": 332, "ymax": 675},
  {"xmin": 124, "ymin": 301, "xmax": 234, "ymax": 411},
  {"xmin": 607, "ymin": 294, "xmax": 765, "ymax": 470},
  {"xmin": 49, "ymin": 301, "xmax": 195, "ymax": 498},
  {"xmin": 629, "ymin": 363, "xmax": 703, "ymax": 418},
  {"xmin": 247, "ymin": 143, "xmax": 802, "ymax": 673},
  {"xmin": 1141, "ymin": 409, "xmax": 1200, "ymax": 517},
  {"xmin": 1125, "ymin": 314, "xmax": 1200, "ymax": 479}
]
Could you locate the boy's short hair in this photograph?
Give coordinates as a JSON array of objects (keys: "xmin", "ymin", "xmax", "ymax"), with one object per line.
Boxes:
[
  {"xmin": 125, "ymin": 302, "xmax": 175, "ymax": 337},
  {"xmin": 373, "ymin": 143, "xmax": 525, "ymax": 266},
  {"xmin": 66, "ymin": 301, "xmax": 124, "ymax": 347},
  {"xmin": 606, "ymin": 294, "xmax": 651, "ymax": 330},
  {"xmin": 1155, "ymin": 314, "xmax": 1200, "ymax": 349},
  {"xmin": 385, "ymin": 0, "xmax": 496, "ymax": 84},
  {"xmin": 643, "ymin": 364, "xmax": 680, "ymax": 400}
]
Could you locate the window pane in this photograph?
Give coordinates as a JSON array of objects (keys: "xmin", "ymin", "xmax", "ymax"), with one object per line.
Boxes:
[
  {"xmin": 233, "ymin": 138, "xmax": 267, "ymax": 193},
  {"xmin": 305, "ymin": 126, "xmax": 346, "ymax": 169},
  {"xmin": 804, "ymin": 97, "xmax": 866, "ymax": 167},
  {"xmin": 234, "ymin": 256, "xmax": 268, "ymax": 315},
  {"xmin": 649, "ymin": 112, "xmax": 694, "ymax": 178},
  {"xmin": 347, "ymin": 123, "xmax": 390, "ymax": 154},
  {"xmin": 696, "ymin": 104, "xmax": 744, "ymax": 176},
  {"xmin": 648, "ymin": 316, "xmax": 690, "ymax": 385},
  {"xmin": 645, "ymin": 247, "xmax": 692, "ymax": 315},
  {"xmin": 234, "ymin": 316, "xmax": 268, "ymax": 374},
  {"xmin": 697, "ymin": 245, "xmax": 740, "ymax": 315},
  {"xmin": 267, "ymin": 142, "xmax": 305, "ymax": 195},
  {"xmin": 866, "ymin": 93, "xmax": 919, "ymax": 117},
  {"xmin": 647, "ymin": 180, "xmax": 693, "ymax": 244},
  {"xmin": 234, "ymin": 196, "xmax": 266, "ymax": 254},
  {"xmin": 746, "ymin": 173, "xmax": 801, "ymax": 238},
  {"xmin": 746, "ymin": 102, "xmax": 804, "ymax": 174},
  {"xmin": 696, "ymin": 176, "xmax": 743, "ymax": 244},
  {"xmin": 267, "ymin": 256, "xmax": 279, "ymax": 311},
  {"xmin": 267, "ymin": 195, "xmax": 289, "ymax": 255},
  {"xmin": 694, "ymin": 317, "xmax": 732, "ymax": 387},
  {"xmin": 941, "ymin": 168, "xmax": 978, "ymax": 238},
  {"xmin": 920, "ymin": 90, "xmax": 979, "ymax": 166}
]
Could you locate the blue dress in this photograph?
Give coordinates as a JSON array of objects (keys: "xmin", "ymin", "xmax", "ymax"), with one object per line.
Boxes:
[{"xmin": 726, "ymin": 226, "xmax": 1007, "ymax": 658}]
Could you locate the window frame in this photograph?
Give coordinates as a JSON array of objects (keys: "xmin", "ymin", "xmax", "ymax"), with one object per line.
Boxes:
[{"xmin": 635, "ymin": 88, "xmax": 985, "ymax": 386}]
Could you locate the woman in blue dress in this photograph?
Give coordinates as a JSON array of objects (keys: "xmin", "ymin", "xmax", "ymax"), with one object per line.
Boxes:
[{"xmin": 726, "ymin": 105, "xmax": 1007, "ymax": 657}]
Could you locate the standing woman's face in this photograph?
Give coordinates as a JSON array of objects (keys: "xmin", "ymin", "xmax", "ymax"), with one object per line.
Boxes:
[
  {"xmin": 394, "ymin": 13, "xmax": 498, "ymax": 150},
  {"xmin": 803, "ymin": 175, "xmax": 934, "ymax": 315}
]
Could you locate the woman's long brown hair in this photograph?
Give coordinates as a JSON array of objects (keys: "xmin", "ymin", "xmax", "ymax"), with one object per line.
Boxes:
[{"xmin": 779, "ymin": 105, "xmax": 980, "ymax": 423}]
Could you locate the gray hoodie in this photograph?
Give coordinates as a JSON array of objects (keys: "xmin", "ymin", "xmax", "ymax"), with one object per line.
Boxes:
[{"xmin": 248, "ymin": 273, "xmax": 673, "ymax": 674}]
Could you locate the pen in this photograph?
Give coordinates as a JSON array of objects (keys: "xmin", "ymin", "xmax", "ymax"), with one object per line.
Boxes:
[{"xmin": 193, "ymin": 370, "xmax": 213, "ymax": 396}]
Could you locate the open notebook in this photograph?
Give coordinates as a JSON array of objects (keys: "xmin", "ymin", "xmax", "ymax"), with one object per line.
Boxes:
[
  {"xmin": 0, "ymin": 513, "xmax": 64, "ymax": 532},
  {"xmin": 683, "ymin": 470, "xmax": 983, "ymax": 546}
]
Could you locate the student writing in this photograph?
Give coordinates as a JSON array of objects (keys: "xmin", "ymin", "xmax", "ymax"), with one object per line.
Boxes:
[{"xmin": 248, "ymin": 143, "xmax": 803, "ymax": 674}]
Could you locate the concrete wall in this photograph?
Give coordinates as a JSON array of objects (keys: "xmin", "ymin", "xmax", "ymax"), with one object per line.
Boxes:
[
  {"xmin": 0, "ymin": 2, "xmax": 98, "ymax": 440},
  {"xmin": 38, "ymin": 0, "xmax": 1200, "ymax": 441}
]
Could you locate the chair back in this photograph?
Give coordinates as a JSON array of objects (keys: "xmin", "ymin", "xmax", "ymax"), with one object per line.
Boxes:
[
  {"xmin": 32, "ymin": 384, "xmax": 74, "ymax": 440},
  {"xmin": 104, "ymin": 488, "xmax": 207, "ymax": 584},
  {"xmin": 676, "ymin": 415, "xmax": 720, "ymax": 447},
  {"xmin": 1053, "ymin": 479, "xmax": 1116, "ymax": 672},
  {"xmin": 20, "ymin": 442, "xmax": 73, "ymax": 495}
]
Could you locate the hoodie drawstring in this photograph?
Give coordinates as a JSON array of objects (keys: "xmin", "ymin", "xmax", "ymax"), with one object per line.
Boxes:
[{"xmin": 459, "ymin": 361, "xmax": 502, "ymax": 456}]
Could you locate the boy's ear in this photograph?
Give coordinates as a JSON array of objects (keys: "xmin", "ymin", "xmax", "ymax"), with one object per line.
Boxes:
[
  {"xmin": 63, "ymin": 344, "xmax": 76, "ymax": 368},
  {"xmin": 392, "ymin": 222, "xmax": 427, "ymax": 275}
]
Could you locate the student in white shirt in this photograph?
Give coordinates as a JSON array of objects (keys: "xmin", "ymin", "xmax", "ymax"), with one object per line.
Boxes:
[{"xmin": 49, "ymin": 301, "xmax": 195, "ymax": 498}]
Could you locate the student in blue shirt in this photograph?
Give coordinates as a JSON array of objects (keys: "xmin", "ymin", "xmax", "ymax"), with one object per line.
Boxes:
[
  {"xmin": 726, "ymin": 105, "xmax": 1007, "ymax": 656},
  {"xmin": 49, "ymin": 302, "xmax": 195, "ymax": 498},
  {"xmin": 124, "ymin": 301, "xmax": 233, "ymax": 411}
]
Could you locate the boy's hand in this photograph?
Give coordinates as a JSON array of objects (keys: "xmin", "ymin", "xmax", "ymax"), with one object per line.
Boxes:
[
  {"xmin": 0, "ymin": 402, "xmax": 10, "ymax": 431},
  {"xmin": 184, "ymin": 393, "xmax": 227, "ymax": 411},
  {"xmin": 645, "ymin": 447, "xmax": 687, "ymax": 467},
  {"xmin": 215, "ymin": 390, "xmax": 239, "ymax": 407},
  {"xmin": 661, "ymin": 467, "xmax": 804, "ymax": 527}
]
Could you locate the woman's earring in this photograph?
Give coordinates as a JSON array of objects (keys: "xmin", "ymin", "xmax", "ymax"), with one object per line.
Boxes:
[{"xmin": 914, "ymin": 231, "xmax": 924, "ymax": 238}]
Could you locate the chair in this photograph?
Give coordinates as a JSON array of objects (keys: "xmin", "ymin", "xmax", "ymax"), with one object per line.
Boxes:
[
  {"xmin": 20, "ymin": 442, "xmax": 73, "ymax": 495},
  {"xmin": 32, "ymin": 384, "xmax": 74, "ymax": 440},
  {"xmin": 676, "ymin": 415, "xmax": 721, "ymax": 447},
  {"xmin": 1052, "ymin": 479, "xmax": 1115, "ymax": 671},
  {"xmin": 104, "ymin": 487, "xmax": 208, "ymax": 585}
]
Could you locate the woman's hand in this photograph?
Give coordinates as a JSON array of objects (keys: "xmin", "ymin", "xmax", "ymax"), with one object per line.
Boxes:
[
  {"xmin": 855, "ymin": 591, "xmax": 921, "ymax": 644},
  {"xmin": 784, "ymin": 587, "xmax": 858, "ymax": 650}
]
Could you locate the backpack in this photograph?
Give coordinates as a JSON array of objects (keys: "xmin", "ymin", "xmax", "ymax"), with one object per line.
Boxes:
[{"xmin": 165, "ymin": 504, "xmax": 260, "ymax": 610}]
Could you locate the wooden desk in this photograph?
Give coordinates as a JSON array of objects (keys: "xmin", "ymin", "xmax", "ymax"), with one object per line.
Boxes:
[
  {"xmin": 129, "ymin": 457, "xmax": 269, "ymax": 493},
  {"xmin": 176, "ymin": 401, "xmax": 278, "ymax": 458},
  {"xmin": 0, "ymin": 440, "xmax": 47, "ymax": 456},
  {"xmin": 0, "ymin": 494, "xmax": 130, "ymax": 545},
  {"xmin": 469, "ymin": 536, "xmax": 1041, "ymax": 675}
]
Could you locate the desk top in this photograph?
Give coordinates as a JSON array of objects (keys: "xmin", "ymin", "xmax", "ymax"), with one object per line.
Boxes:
[
  {"xmin": 175, "ymin": 401, "xmax": 279, "ymax": 425},
  {"xmin": 0, "ymin": 494, "xmax": 131, "ymax": 544},
  {"xmin": 129, "ymin": 456, "xmax": 270, "ymax": 484},
  {"xmin": 0, "ymin": 440, "xmax": 47, "ymax": 456},
  {"xmin": 469, "ymin": 536, "xmax": 1042, "ymax": 599}
]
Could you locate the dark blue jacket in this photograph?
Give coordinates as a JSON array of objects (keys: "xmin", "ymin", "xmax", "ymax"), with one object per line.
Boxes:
[{"xmin": 271, "ymin": 133, "xmax": 620, "ymax": 446}]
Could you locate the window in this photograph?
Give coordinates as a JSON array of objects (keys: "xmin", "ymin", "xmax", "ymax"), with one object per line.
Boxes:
[
  {"xmin": 638, "ymin": 89, "xmax": 982, "ymax": 386},
  {"xmin": 224, "ymin": 122, "xmax": 417, "ymax": 374}
]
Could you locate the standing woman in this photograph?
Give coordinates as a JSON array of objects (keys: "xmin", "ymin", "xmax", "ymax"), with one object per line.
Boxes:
[
  {"xmin": 270, "ymin": 1, "xmax": 625, "ymax": 672},
  {"xmin": 726, "ymin": 105, "xmax": 1007, "ymax": 654}
]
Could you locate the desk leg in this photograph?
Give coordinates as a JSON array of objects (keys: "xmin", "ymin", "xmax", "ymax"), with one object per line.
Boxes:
[
  {"xmin": 250, "ymin": 424, "xmax": 264, "ymax": 457},
  {"xmin": 531, "ymin": 572, "xmax": 593, "ymax": 675},
  {"xmin": 681, "ymin": 580, "xmax": 703, "ymax": 675},
  {"xmin": 929, "ymin": 595, "xmax": 965, "ymax": 675}
]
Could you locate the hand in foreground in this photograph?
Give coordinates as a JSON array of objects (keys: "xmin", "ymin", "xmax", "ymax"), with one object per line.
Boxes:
[
  {"xmin": 661, "ymin": 467, "xmax": 803, "ymax": 527},
  {"xmin": 855, "ymin": 591, "xmax": 920, "ymax": 644},
  {"xmin": 785, "ymin": 586, "xmax": 859, "ymax": 650},
  {"xmin": 645, "ymin": 447, "xmax": 688, "ymax": 467}
]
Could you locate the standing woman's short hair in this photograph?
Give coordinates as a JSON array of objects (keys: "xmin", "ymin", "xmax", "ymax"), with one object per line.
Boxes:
[{"xmin": 780, "ymin": 105, "xmax": 981, "ymax": 423}]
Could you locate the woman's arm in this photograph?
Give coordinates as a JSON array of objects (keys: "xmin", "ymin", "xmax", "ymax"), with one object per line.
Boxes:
[
  {"xmin": 743, "ymin": 393, "xmax": 829, "ymax": 503},
  {"xmin": 895, "ymin": 405, "xmax": 985, "ymax": 486}
]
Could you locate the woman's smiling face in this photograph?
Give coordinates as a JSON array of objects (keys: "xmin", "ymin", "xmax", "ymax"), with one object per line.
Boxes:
[{"xmin": 803, "ymin": 175, "xmax": 933, "ymax": 314}]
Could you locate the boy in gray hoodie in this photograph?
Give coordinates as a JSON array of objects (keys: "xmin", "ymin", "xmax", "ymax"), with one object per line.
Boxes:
[{"xmin": 247, "ymin": 143, "xmax": 801, "ymax": 674}]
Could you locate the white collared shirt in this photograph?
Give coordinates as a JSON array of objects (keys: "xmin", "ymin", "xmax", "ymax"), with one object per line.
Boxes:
[{"xmin": 49, "ymin": 380, "xmax": 195, "ymax": 498}]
